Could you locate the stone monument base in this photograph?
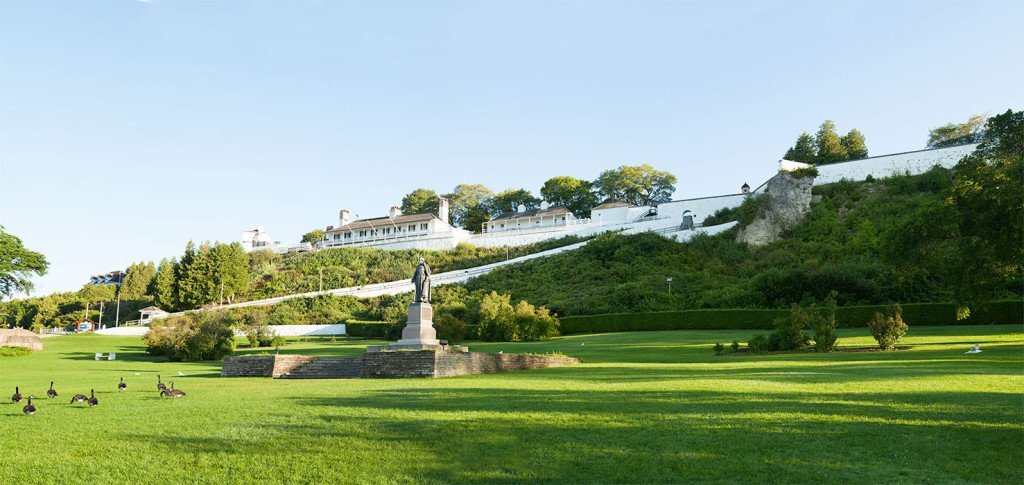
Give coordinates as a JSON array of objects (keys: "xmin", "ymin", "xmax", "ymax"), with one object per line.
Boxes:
[
  {"xmin": 396, "ymin": 302, "xmax": 439, "ymax": 346},
  {"xmin": 365, "ymin": 343, "xmax": 469, "ymax": 353}
]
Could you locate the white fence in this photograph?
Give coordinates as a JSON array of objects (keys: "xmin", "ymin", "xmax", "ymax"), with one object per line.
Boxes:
[{"xmin": 94, "ymin": 324, "xmax": 348, "ymax": 337}]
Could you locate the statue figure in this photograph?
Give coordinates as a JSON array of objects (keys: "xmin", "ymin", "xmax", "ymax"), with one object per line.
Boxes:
[{"xmin": 411, "ymin": 257, "xmax": 431, "ymax": 303}]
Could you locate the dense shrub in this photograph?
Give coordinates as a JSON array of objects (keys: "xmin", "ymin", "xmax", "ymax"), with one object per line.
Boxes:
[
  {"xmin": 345, "ymin": 321, "xmax": 402, "ymax": 340},
  {"xmin": 477, "ymin": 292, "xmax": 559, "ymax": 342},
  {"xmin": 810, "ymin": 295, "xmax": 839, "ymax": 352},
  {"xmin": 747, "ymin": 334, "xmax": 770, "ymax": 353},
  {"xmin": 143, "ymin": 311, "xmax": 236, "ymax": 361},
  {"xmin": 768, "ymin": 313, "xmax": 810, "ymax": 352},
  {"xmin": 433, "ymin": 312, "xmax": 467, "ymax": 343},
  {"xmin": 713, "ymin": 342, "xmax": 724, "ymax": 356},
  {"xmin": 0, "ymin": 346, "xmax": 33, "ymax": 357},
  {"xmin": 731, "ymin": 340, "xmax": 740, "ymax": 352},
  {"xmin": 241, "ymin": 312, "xmax": 277, "ymax": 348},
  {"xmin": 868, "ymin": 304, "xmax": 908, "ymax": 350}
]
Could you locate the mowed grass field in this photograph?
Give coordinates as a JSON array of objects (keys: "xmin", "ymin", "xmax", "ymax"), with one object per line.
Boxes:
[{"xmin": 0, "ymin": 325, "xmax": 1021, "ymax": 484}]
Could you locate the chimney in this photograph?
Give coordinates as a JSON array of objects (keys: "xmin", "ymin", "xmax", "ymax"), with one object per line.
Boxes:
[
  {"xmin": 339, "ymin": 209, "xmax": 350, "ymax": 227},
  {"xmin": 438, "ymin": 197, "xmax": 450, "ymax": 223},
  {"xmin": 741, "ymin": 182, "xmax": 750, "ymax": 194},
  {"xmin": 389, "ymin": 206, "xmax": 402, "ymax": 218},
  {"xmin": 540, "ymin": 201, "xmax": 549, "ymax": 210},
  {"xmin": 516, "ymin": 204, "xmax": 527, "ymax": 213}
]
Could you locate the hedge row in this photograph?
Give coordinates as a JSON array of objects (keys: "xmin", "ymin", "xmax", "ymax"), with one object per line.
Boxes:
[
  {"xmin": 558, "ymin": 300, "xmax": 1023, "ymax": 335},
  {"xmin": 344, "ymin": 321, "xmax": 402, "ymax": 340}
]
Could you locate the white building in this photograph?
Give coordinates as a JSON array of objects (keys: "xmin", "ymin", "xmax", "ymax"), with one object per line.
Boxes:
[
  {"xmin": 317, "ymin": 198, "xmax": 474, "ymax": 251},
  {"xmin": 482, "ymin": 203, "xmax": 579, "ymax": 233}
]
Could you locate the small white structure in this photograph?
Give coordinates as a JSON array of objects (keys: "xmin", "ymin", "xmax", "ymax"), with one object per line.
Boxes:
[
  {"xmin": 139, "ymin": 306, "xmax": 169, "ymax": 324},
  {"xmin": 482, "ymin": 203, "xmax": 578, "ymax": 233},
  {"xmin": 241, "ymin": 226, "xmax": 277, "ymax": 252},
  {"xmin": 89, "ymin": 270, "xmax": 125, "ymax": 285}
]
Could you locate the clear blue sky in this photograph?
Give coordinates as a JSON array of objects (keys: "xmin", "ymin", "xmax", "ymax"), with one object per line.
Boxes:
[{"xmin": 1, "ymin": 0, "xmax": 1021, "ymax": 297}]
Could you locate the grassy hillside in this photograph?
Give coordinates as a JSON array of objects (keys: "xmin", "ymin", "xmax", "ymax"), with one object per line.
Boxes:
[
  {"xmin": 246, "ymin": 235, "xmax": 583, "ymax": 300},
  {"xmin": 1, "ymin": 326, "xmax": 1020, "ymax": 482},
  {"xmin": 466, "ymin": 168, "xmax": 1021, "ymax": 316}
]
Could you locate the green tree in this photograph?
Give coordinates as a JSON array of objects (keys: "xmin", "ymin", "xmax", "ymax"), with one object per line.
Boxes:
[
  {"xmin": 176, "ymin": 241, "xmax": 213, "ymax": 309},
  {"xmin": 594, "ymin": 164, "xmax": 677, "ymax": 206},
  {"xmin": 0, "ymin": 227, "xmax": 49, "ymax": 299},
  {"xmin": 783, "ymin": 132, "xmax": 817, "ymax": 164},
  {"xmin": 841, "ymin": 129, "xmax": 869, "ymax": 160},
  {"xmin": 928, "ymin": 114, "xmax": 987, "ymax": 148},
  {"xmin": 301, "ymin": 229, "xmax": 325, "ymax": 244},
  {"xmin": 445, "ymin": 184, "xmax": 493, "ymax": 229},
  {"xmin": 400, "ymin": 188, "xmax": 440, "ymax": 215},
  {"xmin": 487, "ymin": 189, "xmax": 541, "ymax": 216},
  {"xmin": 154, "ymin": 258, "xmax": 177, "ymax": 310},
  {"xmin": 815, "ymin": 120, "xmax": 848, "ymax": 164},
  {"xmin": 540, "ymin": 175, "xmax": 599, "ymax": 217},
  {"xmin": 209, "ymin": 243, "xmax": 250, "ymax": 305},
  {"xmin": 119, "ymin": 261, "xmax": 156, "ymax": 300}
]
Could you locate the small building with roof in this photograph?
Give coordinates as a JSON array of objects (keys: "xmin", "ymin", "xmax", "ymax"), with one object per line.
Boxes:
[
  {"xmin": 482, "ymin": 202, "xmax": 578, "ymax": 233},
  {"xmin": 318, "ymin": 197, "xmax": 473, "ymax": 250},
  {"xmin": 139, "ymin": 306, "xmax": 170, "ymax": 324}
]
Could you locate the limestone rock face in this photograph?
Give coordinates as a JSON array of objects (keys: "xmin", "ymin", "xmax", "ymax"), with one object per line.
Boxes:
[
  {"xmin": 0, "ymin": 328, "xmax": 43, "ymax": 351},
  {"xmin": 735, "ymin": 172, "xmax": 814, "ymax": 247}
]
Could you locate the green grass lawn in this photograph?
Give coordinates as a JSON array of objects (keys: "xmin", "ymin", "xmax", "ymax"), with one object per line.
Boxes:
[{"xmin": 1, "ymin": 325, "xmax": 1021, "ymax": 483}]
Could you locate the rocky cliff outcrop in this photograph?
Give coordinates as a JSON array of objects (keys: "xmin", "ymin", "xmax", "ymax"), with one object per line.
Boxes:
[{"xmin": 734, "ymin": 171, "xmax": 814, "ymax": 247}]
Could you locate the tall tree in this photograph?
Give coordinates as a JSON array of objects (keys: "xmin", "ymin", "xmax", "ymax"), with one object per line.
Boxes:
[
  {"xmin": 119, "ymin": 261, "xmax": 156, "ymax": 300},
  {"xmin": 154, "ymin": 258, "xmax": 177, "ymax": 310},
  {"xmin": 815, "ymin": 120, "xmax": 848, "ymax": 164},
  {"xmin": 301, "ymin": 229, "xmax": 325, "ymax": 244},
  {"xmin": 176, "ymin": 241, "xmax": 213, "ymax": 309},
  {"xmin": 487, "ymin": 189, "xmax": 541, "ymax": 216},
  {"xmin": 400, "ymin": 188, "xmax": 440, "ymax": 215},
  {"xmin": 783, "ymin": 132, "xmax": 817, "ymax": 164},
  {"xmin": 928, "ymin": 114, "xmax": 987, "ymax": 148},
  {"xmin": 209, "ymin": 243, "xmax": 250, "ymax": 305},
  {"xmin": 841, "ymin": 129, "xmax": 869, "ymax": 160},
  {"xmin": 445, "ymin": 184, "xmax": 493, "ymax": 229},
  {"xmin": 540, "ymin": 175, "xmax": 599, "ymax": 217},
  {"xmin": 594, "ymin": 164, "xmax": 677, "ymax": 206},
  {"xmin": 0, "ymin": 227, "xmax": 49, "ymax": 300}
]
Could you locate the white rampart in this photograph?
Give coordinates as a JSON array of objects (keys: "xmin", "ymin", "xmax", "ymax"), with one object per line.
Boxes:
[
  {"xmin": 814, "ymin": 144, "xmax": 977, "ymax": 185},
  {"xmin": 94, "ymin": 324, "xmax": 348, "ymax": 337}
]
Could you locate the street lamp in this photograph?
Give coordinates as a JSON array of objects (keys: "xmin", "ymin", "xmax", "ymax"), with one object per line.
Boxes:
[{"xmin": 666, "ymin": 277, "xmax": 673, "ymax": 295}]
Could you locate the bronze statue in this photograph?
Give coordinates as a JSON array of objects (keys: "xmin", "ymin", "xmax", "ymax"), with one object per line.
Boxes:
[{"xmin": 412, "ymin": 257, "xmax": 431, "ymax": 303}]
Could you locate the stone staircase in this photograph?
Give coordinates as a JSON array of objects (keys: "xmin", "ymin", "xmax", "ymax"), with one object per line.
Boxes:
[{"xmin": 280, "ymin": 357, "xmax": 362, "ymax": 379}]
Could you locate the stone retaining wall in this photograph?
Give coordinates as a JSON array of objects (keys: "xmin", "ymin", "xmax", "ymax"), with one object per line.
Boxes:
[
  {"xmin": 221, "ymin": 355, "xmax": 317, "ymax": 378},
  {"xmin": 362, "ymin": 350, "xmax": 581, "ymax": 378}
]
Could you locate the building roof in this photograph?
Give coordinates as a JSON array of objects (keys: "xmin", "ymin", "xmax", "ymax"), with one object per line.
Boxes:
[
  {"xmin": 490, "ymin": 205, "xmax": 571, "ymax": 222},
  {"xmin": 592, "ymin": 200, "xmax": 633, "ymax": 210},
  {"xmin": 327, "ymin": 212, "xmax": 439, "ymax": 232},
  {"xmin": 139, "ymin": 306, "xmax": 167, "ymax": 313}
]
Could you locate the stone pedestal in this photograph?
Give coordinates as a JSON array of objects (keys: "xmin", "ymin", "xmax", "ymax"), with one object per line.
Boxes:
[{"xmin": 396, "ymin": 303, "xmax": 439, "ymax": 346}]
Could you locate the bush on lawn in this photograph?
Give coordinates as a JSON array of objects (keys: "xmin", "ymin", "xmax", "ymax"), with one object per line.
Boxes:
[
  {"xmin": 0, "ymin": 346, "xmax": 33, "ymax": 357},
  {"xmin": 241, "ymin": 312, "xmax": 277, "ymax": 348},
  {"xmin": 144, "ymin": 311, "xmax": 236, "ymax": 361},
  {"xmin": 477, "ymin": 292, "xmax": 559, "ymax": 342},
  {"xmin": 768, "ymin": 312, "xmax": 810, "ymax": 352},
  {"xmin": 868, "ymin": 304, "xmax": 908, "ymax": 350},
  {"xmin": 713, "ymin": 342, "xmax": 725, "ymax": 356},
  {"xmin": 748, "ymin": 334, "xmax": 770, "ymax": 353},
  {"xmin": 434, "ymin": 312, "xmax": 467, "ymax": 343},
  {"xmin": 345, "ymin": 320, "xmax": 402, "ymax": 340}
]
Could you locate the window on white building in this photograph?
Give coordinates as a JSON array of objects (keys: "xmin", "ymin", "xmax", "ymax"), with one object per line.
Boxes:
[
  {"xmin": 420, "ymin": 223, "xmax": 428, "ymax": 230},
  {"xmin": 333, "ymin": 233, "xmax": 340, "ymax": 240}
]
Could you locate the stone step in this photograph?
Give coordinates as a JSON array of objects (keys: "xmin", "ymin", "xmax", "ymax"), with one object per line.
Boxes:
[{"xmin": 280, "ymin": 357, "xmax": 362, "ymax": 379}]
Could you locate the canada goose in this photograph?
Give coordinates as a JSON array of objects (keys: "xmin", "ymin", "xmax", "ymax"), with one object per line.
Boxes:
[
  {"xmin": 87, "ymin": 389, "xmax": 99, "ymax": 407},
  {"xmin": 70, "ymin": 393, "xmax": 88, "ymax": 404},
  {"xmin": 47, "ymin": 382, "xmax": 58, "ymax": 399},
  {"xmin": 160, "ymin": 382, "xmax": 186, "ymax": 398},
  {"xmin": 12, "ymin": 386, "xmax": 22, "ymax": 403},
  {"xmin": 157, "ymin": 375, "xmax": 166, "ymax": 391},
  {"xmin": 118, "ymin": 377, "xmax": 127, "ymax": 391},
  {"xmin": 23, "ymin": 396, "xmax": 36, "ymax": 415}
]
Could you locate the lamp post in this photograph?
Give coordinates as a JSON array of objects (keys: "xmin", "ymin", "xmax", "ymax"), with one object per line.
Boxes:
[{"xmin": 666, "ymin": 277, "xmax": 673, "ymax": 295}]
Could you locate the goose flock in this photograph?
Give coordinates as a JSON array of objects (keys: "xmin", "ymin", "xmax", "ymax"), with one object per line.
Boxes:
[{"xmin": 10, "ymin": 375, "xmax": 186, "ymax": 415}]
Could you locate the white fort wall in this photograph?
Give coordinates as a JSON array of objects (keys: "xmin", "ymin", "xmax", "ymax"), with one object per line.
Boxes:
[{"xmin": 814, "ymin": 144, "xmax": 977, "ymax": 185}]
